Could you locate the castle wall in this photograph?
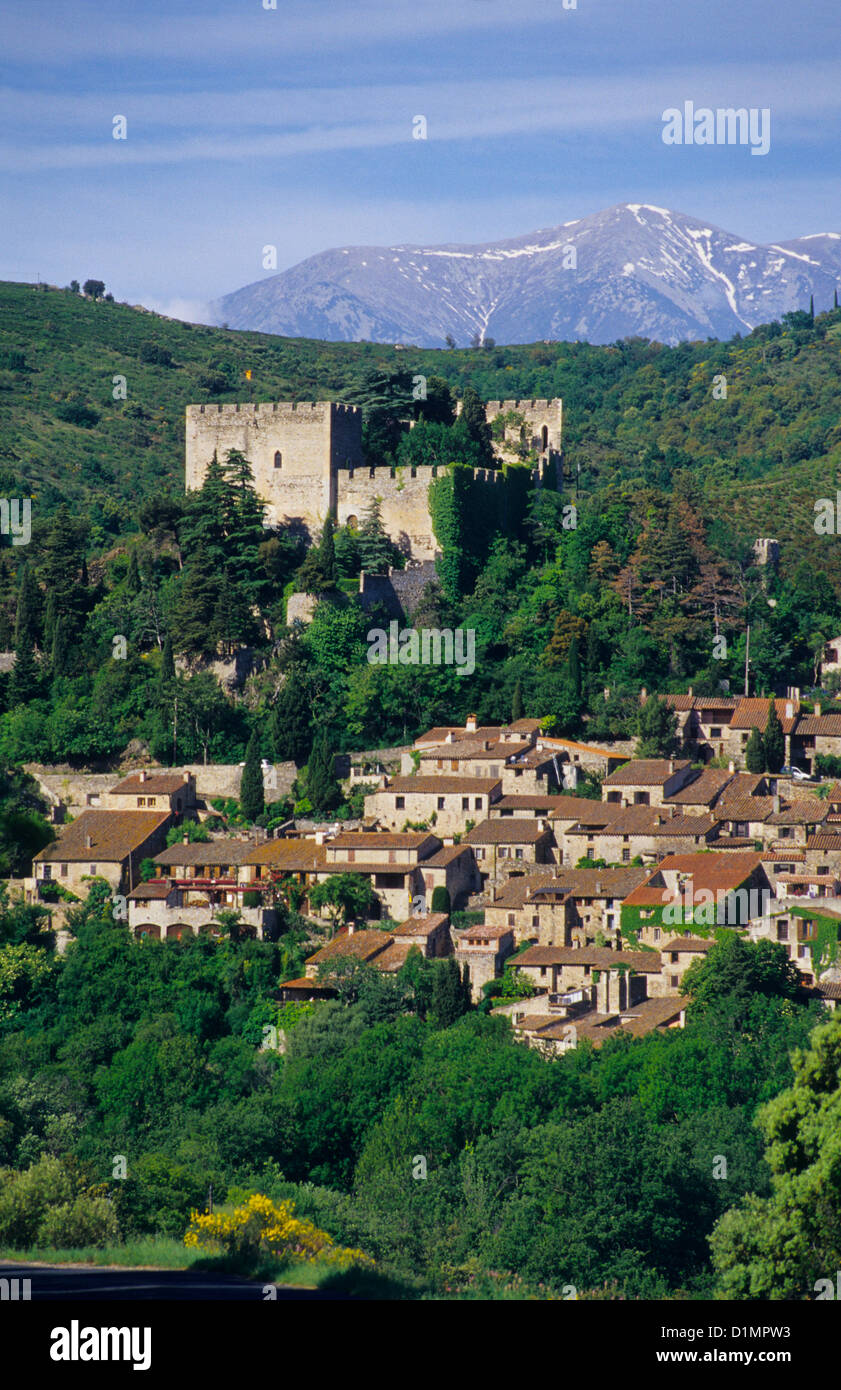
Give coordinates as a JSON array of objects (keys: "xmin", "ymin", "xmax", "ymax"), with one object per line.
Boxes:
[
  {"xmin": 338, "ymin": 466, "xmax": 441, "ymax": 559},
  {"xmin": 186, "ymin": 402, "xmax": 363, "ymax": 542},
  {"xmin": 186, "ymin": 398, "xmax": 561, "ymax": 559},
  {"xmin": 483, "ymin": 398, "xmax": 563, "ymax": 455}
]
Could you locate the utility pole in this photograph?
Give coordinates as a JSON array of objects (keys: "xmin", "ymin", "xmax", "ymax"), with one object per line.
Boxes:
[{"xmin": 744, "ymin": 624, "xmax": 751, "ymax": 697}]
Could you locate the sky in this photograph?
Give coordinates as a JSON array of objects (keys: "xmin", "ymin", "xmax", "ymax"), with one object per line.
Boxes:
[{"xmin": 1, "ymin": 0, "xmax": 840, "ymax": 320}]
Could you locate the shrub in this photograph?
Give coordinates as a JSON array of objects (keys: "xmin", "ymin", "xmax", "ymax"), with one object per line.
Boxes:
[
  {"xmin": 184, "ymin": 1194, "xmax": 374, "ymax": 1272},
  {"xmin": 430, "ymin": 886, "xmax": 450, "ymax": 913},
  {"xmin": 39, "ymin": 1194, "xmax": 120, "ymax": 1248}
]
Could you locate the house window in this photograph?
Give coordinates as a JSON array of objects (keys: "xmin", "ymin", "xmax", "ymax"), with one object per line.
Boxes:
[
  {"xmin": 60, "ymin": 864, "xmax": 68, "ymax": 877},
  {"xmin": 436, "ymin": 760, "xmax": 443, "ymax": 769},
  {"xmin": 499, "ymin": 847, "xmax": 508, "ymax": 858},
  {"xmin": 540, "ymin": 966, "xmax": 547, "ymax": 978},
  {"xmin": 515, "ymin": 848, "xmax": 524, "ymax": 860},
  {"xmin": 671, "ymin": 952, "xmax": 679, "ymax": 963},
  {"xmin": 462, "ymin": 797, "xmax": 470, "ymax": 810},
  {"xmin": 532, "ymin": 915, "xmax": 539, "ymax": 928},
  {"xmin": 42, "ymin": 865, "xmax": 52, "ymax": 881},
  {"xmin": 388, "ymin": 850, "xmax": 396, "ymax": 863},
  {"xmin": 474, "ymin": 798, "xmax": 482, "ymax": 810},
  {"xmin": 137, "ymin": 796, "xmax": 146, "ymax": 807},
  {"xmin": 606, "ymin": 792, "xmax": 621, "ymax": 803},
  {"xmin": 654, "ymin": 927, "xmax": 661, "ymax": 941},
  {"xmin": 90, "ymin": 865, "xmax": 97, "ymax": 875},
  {"xmin": 779, "ymin": 827, "xmax": 793, "ymax": 838},
  {"xmin": 395, "ymin": 797, "xmax": 405, "ymax": 810},
  {"xmin": 669, "ymin": 974, "xmax": 679, "ymax": 988},
  {"xmin": 508, "ymin": 913, "xmax": 515, "ymax": 926},
  {"xmin": 622, "ymin": 849, "xmax": 630, "ymax": 862},
  {"xmin": 437, "ymin": 797, "xmax": 445, "ymax": 811},
  {"xmin": 346, "ymin": 850, "xmax": 355, "ymax": 862},
  {"xmin": 274, "ymin": 451, "xmax": 282, "ymax": 469},
  {"xmin": 450, "ymin": 760, "xmax": 458, "ymax": 771},
  {"xmin": 711, "ymin": 727, "xmax": 721, "ymax": 738},
  {"xmin": 634, "ymin": 792, "xmax": 650, "ymax": 805},
  {"xmin": 777, "ymin": 921, "xmax": 789, "ymax": 941}
]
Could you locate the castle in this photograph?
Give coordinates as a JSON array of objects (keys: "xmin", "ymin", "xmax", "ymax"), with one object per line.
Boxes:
[{"xmin": 185, "ymin": 397, "xmax": 563, "ymax": 559}]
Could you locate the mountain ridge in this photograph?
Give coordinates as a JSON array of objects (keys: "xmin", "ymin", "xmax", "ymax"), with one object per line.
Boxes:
[{"xmin": 212, "ymin": 203, "xmax": 841, "ymax": 347}]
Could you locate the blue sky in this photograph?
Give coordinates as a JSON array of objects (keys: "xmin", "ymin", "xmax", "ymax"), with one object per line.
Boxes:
[{"xmin": 1, "ymin": 0, "xmax": 840, "ymax": 319}]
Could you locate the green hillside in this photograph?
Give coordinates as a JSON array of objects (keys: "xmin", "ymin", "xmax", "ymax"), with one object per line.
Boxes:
[{"xmin": 2, "ymin": 279, "xmax": 841, "ymax": 559}]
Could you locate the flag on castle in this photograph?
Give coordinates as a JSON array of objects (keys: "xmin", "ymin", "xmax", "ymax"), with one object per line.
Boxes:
[{"xmin": 245, "ymin": 370, "xmax": 252, "ymax": 380}]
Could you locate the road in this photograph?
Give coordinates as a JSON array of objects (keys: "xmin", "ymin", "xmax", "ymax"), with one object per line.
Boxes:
[{"xmin": 0, "ymin": 1262, "xmax": 344, "ymax": 1300}]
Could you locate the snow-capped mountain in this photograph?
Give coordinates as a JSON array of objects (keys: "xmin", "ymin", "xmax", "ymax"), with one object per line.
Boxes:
[{"xmin": 211, "ymin": 204, "xmax": 841, "ymax": 347}]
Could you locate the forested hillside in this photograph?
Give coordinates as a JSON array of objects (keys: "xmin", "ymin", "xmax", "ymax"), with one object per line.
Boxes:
[{"xmin": 1, "ymin": 280, "xmax": 841, "ymax": 782}]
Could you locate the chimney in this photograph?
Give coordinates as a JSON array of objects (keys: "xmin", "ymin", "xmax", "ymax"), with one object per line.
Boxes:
[
  {"xmin": 445, "ymin": 731, "xmax": 455, "ymax": 744},
  {"xmin": 182, "ymin": 771, "xmax": 189, "ymax": 783},
  {"xmin": 640, "ymin": 687, "xmax": 648, "ymax": 702},
  {"xmin": 347, "ymin": 922, "xmax": 355, "ymax": 936},
  {"xmin": 786, "ymin": 702, "xmax": 793, "ymax": 720},
  {"xmin": 466, "ymin": 714, "xmax": 478, "ymax": 733},
  {"xmin": 139, "ymin": 770, "xmax": 147, "ymax": 783},
  {"xmin": 603, "ymin": 688, "xmax": 610, "ymax": 701},
  {"xmin": 773, "ymin": 794, "xmax": 781, "ymax": 814},
  {"xmin": 688, "ymin": 686, "xmax": 693, "ymax": 697},
  {"xmin": 815, "ymin": 701, "xmax": 822, "ymax": 718},
  {"xmin": 183, "ymin": 833, "xmax": 190, "ymax": 845},
  {"xmin": 668, "ymin": 760, "xmax": 675, "ymax": 773},
  {"xmin": 84, "ymin": 834, "xmax": 93, "ymax": 849},
  {"xmin": 728, "ymin": 760, "xmax": 735, "ymax": 774}
]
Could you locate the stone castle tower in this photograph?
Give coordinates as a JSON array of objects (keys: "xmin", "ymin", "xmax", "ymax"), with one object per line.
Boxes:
[{"xmin": 185, "ymin": 397, "xmax": 562, "ymax": 560}]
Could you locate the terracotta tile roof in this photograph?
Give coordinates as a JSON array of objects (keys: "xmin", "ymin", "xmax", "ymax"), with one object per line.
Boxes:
[
  {"xmin": 245, "ymin": 839, "xmax": 328, "ymax": 871},
  {"xmin": 622, "ymin": 852, "xmax": 767, "ymax": 906},
  {"xmin": 393, "ymin": 912, "xmax": 449, "ymax": 937},
  {"xmin": 548, "ymin": 796, "xmax": 615, "ymax": 820},
  {"xmin": 306, "ymin": 930, "xmax": 393, "ymax": 966},
  {"xmin": 464, "ymin": 819, "xmax": 552, "ymax": 844},
  {"xmin": 154, "ymin": 839, "xmax": 254, "ymax": 866},
  {"xmin": 108, "ymin": 772, "xmax": 192, "ymax": 796},
  {"xmin": 603, "ymin": 759, "xmax": 691, "ymax": 786},
  {"xmin": 730, "ymin": 698, "xmax": 798, "ymax": 733},
  {"xmin": 690, "ymin": 696, "xmax": 740, "ymax": 711},
  {"xmin": 493, "ymin": 794, "xmax": 568, "ymax": 811},
  {"xmin": 373, "ymin": 940, "xmax": 413, "ymax": 971},
  {"xmin": 419, "ymin": 739, "xmax": 523, "ymax": 762},
  {"xmin": 35, "ymin": 810, "xmax": 170, "ymax": 863},
  {"xmin": 713, "ymin": 797, "xmax": 775, "ymax": 821},
  {"xmin": 517, "ymin": 944, "xmax": 662, "ymax": 971},
  {"xmin": 504, "ymin": 719, "xmax": 543, "ymax": 733},
  {"xmin": 377, "ymin": 775, "xmax": 501, "ymax": 795},
  {"xmin": 530, "ymin": 867, "xmax": 649, "ymax": 899},
  {"xmin": 280, "ymin": 976, "xmax": 336, "ymax": 993},
  {"xmin": 415, "ymin": 725, "xmax": 503, "ymax": 746},
  {"xmin": 816, "ymin": 981, "xmax": 841, "ymax": 1000},
  {"xmin": 127, "ymin": 880, "xmax": 172, "ymax": 900},
  {"xmin": 767, "ymin": 798, "xmax": 828, "ymax": 825},
  {"xmin": 487, "ymin": 874, "xmax": 558, "ymax": 908},
  {"xmin": 422, "ymin": 845, "xmax": 474, "ymax": 867},
  {"xmin": 794, "ymin": 714, "xmax": 841, "ymax": 736},
  {"xmin": 806, "ymin": 833, "xmax": 841, "ymax": 850},
  {"xmin": 665, "ymin": 769, "xmax": 735, "ymax": 805},
  {"xmin": 664, "ymin": 694, "xmax": 696, "ymax": 711},
  {"xmin": 329, "ymin": 831, "xmax": 437, "ymax": 849},
  {"xmin": 457, "ymin": 924, "xmax": 514, "ymax": 943}
]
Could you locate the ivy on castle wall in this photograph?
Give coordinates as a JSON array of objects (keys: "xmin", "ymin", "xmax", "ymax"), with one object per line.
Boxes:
[
  {"xmin": 787, "ymin": 905, "xmax": 841, "ymax": 972},
  {"xmin": 428, "ymin": 462, "xmax": 534, "ymax": 601}
]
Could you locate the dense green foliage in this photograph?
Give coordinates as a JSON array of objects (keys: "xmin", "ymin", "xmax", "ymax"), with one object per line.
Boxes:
[{"xmin": 0, "ymin": 894, "xmax": 826, "ymax": 1298}]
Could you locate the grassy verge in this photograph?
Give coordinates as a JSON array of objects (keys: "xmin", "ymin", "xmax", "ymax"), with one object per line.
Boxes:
[{"xmin": 0, "ymin": 1235, "xmax": 195, "ymax": 1269}]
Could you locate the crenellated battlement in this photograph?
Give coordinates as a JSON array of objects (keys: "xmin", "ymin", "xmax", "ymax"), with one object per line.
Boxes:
[{"xmin": 186, "ymin": 401, "xmax": 361, "ymax": 419}]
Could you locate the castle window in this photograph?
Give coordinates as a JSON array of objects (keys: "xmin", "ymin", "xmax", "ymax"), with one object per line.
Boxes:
[
  {"xmin": 411, "ymin": 466, "xmax": 417, "ymax": 478},
  {"xmin": 541, "ymin": 425, "xmax": 548, "ymax": 451},
  {"xmin": 274, "ymin": 451, "xmax": 282, "ymax": 469},
  {"xmin": 369, "ymin": 466, "xmax": 376, "ymax": 478}
]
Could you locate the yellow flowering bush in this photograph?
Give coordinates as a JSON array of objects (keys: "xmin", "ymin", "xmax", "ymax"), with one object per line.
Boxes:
[{"xmin": 184, "ymin": 1193, "xmax": 373, "ymax": 1270}]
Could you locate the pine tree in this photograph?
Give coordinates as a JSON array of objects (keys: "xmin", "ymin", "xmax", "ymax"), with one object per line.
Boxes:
[
  {"xmin": 809, "ymin": 293, "xmax": 815, "ymax": 323},
  {"xmin": 636, "ymin": 693, "xmax": 679, "ymax": 757},
  {"xmin": 763, "ymin": 699, "xmax": 785, "ymax": 773},
  {"xmin": 271, "ymin": 667, "xmax": 312, "ymax": 765},
  {"xmin": 745, "ymin": 726, "xmax": 765, "ymax": 773},
  {"xmin": 305, "ymin": 729, "xmax": 341, "ymax": 812},
  {"xmin": 239, "ymin": 729, "xmax": 265, "ymax": 821},
  {"xmin": 14, "ymin": 565, "xmax": 41, "ymax": 648},
  {"xmin": 318, "ymin": 513, "xmax": 336, "ymax": 587},
  {"xmin": 430, "ymin": 957, "xmax": 468, "ymax": 1028},
  {"xmin": 511, "ymin": 679, "xmax": 524, "ymax": 722},
  {"xmin": 50, "ymin": 615, "xmax": 69, "ymax": 677},
  {"xmin": 171, "ymin": 545, "xmax": 221, "ymax": 655},
  {"xmin": 459, "ymin": 386, "xmax": 493, "ymax": 464},
  {"xmin": 160, "ymin": 633, "xmax": 176, "ymax": 689},
  {"xmin": 9, "ymin": 635, "xmax": 41, "ymax": 704},
  {"xmin": 356, "ymin": 497, "xmax": 393, "ymax": 575}
]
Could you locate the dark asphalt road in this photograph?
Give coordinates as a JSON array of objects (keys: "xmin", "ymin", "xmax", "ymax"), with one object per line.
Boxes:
[{"xmin": 0, "ymin": 1263, "xmax": 342, "ymax": 1300}]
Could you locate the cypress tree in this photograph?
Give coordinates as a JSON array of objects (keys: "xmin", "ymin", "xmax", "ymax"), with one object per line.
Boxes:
[
  {"xmin": 459, "ymin": 386, "xmax": 493, "ymax": 464},
  {"xmin": 835, "ymin": 288, "xmax": 839, "ymax": 310},
  {"xmin": 745, "ymin": 726, "xmax": 765, "ymax": 773},
  {"xmin": 809, "ymin": 293, "xmax": 815, "ymax": 323},
  {"xmin": 14, "ymin": 564, "xmax": 41, "ymax": 648},
  {"xmin": 566, "ymin": 635, "xmax": 582, "ymax": 703},
  {"xmin": 764, "ymin": 699, "xmax": 785, "ymax": 773},
  {"xmin": 430, "ymin": 957, "xmax": 467, "ymax": 1028},
  {"xmin": 271, "ymin": 667, "xmax": 312, "ymax": 765},
  {"xmin": 50, "ymin": 615, "xmax": 69, "ymax": 677},
  {"xmin": 511, "ymin": 679, "xmax": 524, "ymax": 722},
  {"xmin": 239, "ymin": 729, "xmax": 265, "ymax": 822},
  {"xmin": 126, "ymin": 549, "xmax": 141, "ymax": 596},
  {"xmin": 319, "ymin": 513, "xmax": 336, "ymax": 586},
  {"xmin": 9, "ymin": 635, "xmax": 41, "ymax": 704},
  {"xmin": 305, "ymin": 729, "xmax": 341, "ymax": 812}
]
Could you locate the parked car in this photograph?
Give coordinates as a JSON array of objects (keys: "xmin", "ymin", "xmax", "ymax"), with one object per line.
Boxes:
[{"xmin": 781, "ymin": 765, "xmax": 812, "ymax": 782}]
